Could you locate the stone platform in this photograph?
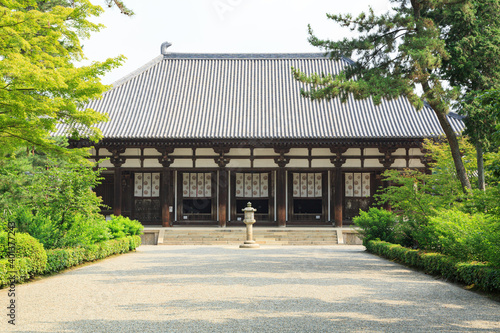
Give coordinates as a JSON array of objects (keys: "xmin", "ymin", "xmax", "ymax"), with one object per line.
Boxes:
[{"xmin": 140, "ymin": 227, "xmax": 362, "ymax": 246}]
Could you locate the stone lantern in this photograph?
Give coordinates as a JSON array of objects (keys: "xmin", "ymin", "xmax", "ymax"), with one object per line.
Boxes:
[{"xmin": 239, "ymin": 202, "xmax": 260, "ymax": 248}]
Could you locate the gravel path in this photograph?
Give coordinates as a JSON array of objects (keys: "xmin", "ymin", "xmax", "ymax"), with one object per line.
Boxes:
[{"xmin": 1, "ymin": 245, "xmax": 499, "ymax": 332}]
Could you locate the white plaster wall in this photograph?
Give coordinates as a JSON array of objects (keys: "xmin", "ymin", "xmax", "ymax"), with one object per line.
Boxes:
[
  {"xmin": 98, "ymin": 149, "xmax": 112, "ymax": 156},
  {"xmin": 98, "ymin": 159, "xmax": 113, "ymax": 168},
  {"xmin": 343, "ymin": 159, "xmax": 362, "ymax": 168},
  {"xmin": 144, "ymin": 148, "xmax": 161, "ymax": 156},
  {"xmin": 170, "ymin": 159, "xmax": 193, "ymax": 168},
  {"xmin": 311, "ymin": 159, "xmax": 333, "ymax": 168},
  {"xmin": 286, "ymin": 159, "xmax": 309, "ymax": 168},
  {"xmin": 226, "ymin": 159, "xmax": 251, "ymax": 168},
  {"xmin": 253, "ymin": 148, "xmax": 279, "ymax": 156},
  {"xmin": 122, "ymin": 148, "xmax": 141, "ymax": 156},
  {"xmin": 364, "ymin": 159, "xmax": 383, "ymax": 167},
  {"xmin": 343, "ymin": 148, "xmax": 361, "ymax": 156},
  {"xmin": 144, "ymin": 159, "xmax": 162, "ymax": 168},
  {"xmin": 196, "ymin": 148, "xmax": 218, "ymax": 156},
  {"xmin": 253, "ymin": 159, "xmax": 277, "ymax": 168},
  {"xmin": 409, "ymin": 158, "xmax": 425, "ymax": 168},
  {"xmin": 226, "ymin": 148, "xmax": 251, "ymax": 156},
  {"xmin": 171, "ymin": 148, "xmax": 193, "ymax": 156},
  {"xmin": 392, "ymin": 159, "xmax": 407, "ymax": 168},
  {"xmin": 393, "ymin": 148, "xmax": 406, "ymax": 156},
  {"xmin": 288, "ymin": 148, "xmax": 308, "ymax": 156},
  {"xmin": 410, "ymin": 148, "xmax": 424, "ymax": 156},
  {"xmin": 195, "ymin": 159, "xmax": 219, "ymax": 168},
  {"xmin": 364, "ymin": 148, "xmax": 383, "ymax": 156},
  {"xmin": 123, "ymin": 159, "xmax": 141, "ymax": 168},
  {"xmin": 311, "ymin": 148, "xmax": 333, "ymax": 156},
  {"xmin": 89, "ymin": 148, "xmax": 96, "ymax": 155}
]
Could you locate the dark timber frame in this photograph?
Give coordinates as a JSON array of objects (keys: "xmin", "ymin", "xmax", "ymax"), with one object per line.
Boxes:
[{"xmin": 84, "ymin": 137, "xmax": 427, "ymax": 228}]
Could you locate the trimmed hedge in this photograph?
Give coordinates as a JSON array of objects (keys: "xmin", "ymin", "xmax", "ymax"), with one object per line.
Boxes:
[
  {"xmin": 366, "ymin": 240, "xmax": 500, "ymax": 292},
  {"xmin": 0, "ymin": 258, "xmax": 32, "ymax": 286},
  {"xmin": 0, "ymin": 232, "xmax": 47, "ymax": 275},
  {"xmin": 45, "ymin": 247, "xmax": 86, "ymax": 274},
  {"xmin": 44, "ymin": 235, "xmax": 141, "ymax": 274}
]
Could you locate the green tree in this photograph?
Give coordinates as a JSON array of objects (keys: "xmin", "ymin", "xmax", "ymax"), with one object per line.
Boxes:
[
  {"xmin": 292, "ymin": 0, "xmax": 472, "ymax": 191},
  {"xmin": 438, "ymin": 0, "xmax": 500, "ymax": 190},
  {"xmin": 0, "ymin": 0, "xmax": 125, "ymax": 154},
  {"xmin": 0, "ymin": 144, "xmax": 109, "ymax": 248}
]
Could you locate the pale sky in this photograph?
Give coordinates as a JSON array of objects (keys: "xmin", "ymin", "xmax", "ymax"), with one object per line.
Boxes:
[{"xmin": 83, "ymin": 0, "xmax": 390, "ymax": 84}]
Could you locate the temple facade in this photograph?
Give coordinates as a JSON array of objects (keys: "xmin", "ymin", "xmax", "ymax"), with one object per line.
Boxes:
[{"xmin": 63, "ymin": 44, "xmax": 464, "ymax": 228}]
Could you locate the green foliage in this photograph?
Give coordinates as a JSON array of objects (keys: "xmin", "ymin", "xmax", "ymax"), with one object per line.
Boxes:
[
  {"xmin": 0, "ymin": 257, "xmax": 32, "ymax": 287},
  {"xmin": 0, "ymin": 231, "xmax": 47, "ymax": 275},
  {"xmin": 377, "ymin": 138, "xmax": 477, "ymax": 247},
  {"xmin": 128, "ymin": 235, "xmax": 142, "ymax": 251},
  {"xmin": 352, "ymin": 208, "xmax": 397, "ymax": 246},
  {"xmin": 425, "ymin": 210, "xmax": 499, "ymax": 265},
  {"xmin": 0, "ymin": 146, "xmax": 111, "ymax": 249},
  {"xmin": 107, "ymin": 215, "xmax": 143, "ymax": 239},
  {"xmin": 293, "ymin": 0, "xmax": 476, "ymax": 190},
  {"xmin": 44, "ymin": 247, "xmax": 86, "ymax": 274},
  {"xmin": 366, "ymin": 240, "xmax": 500, "ymax": 291},
  {"xmin": 44, "ymin": 235, "xmax": 140, "ymax": 275},
  {"xmin": 0, "ymin": 0, "xmax": 125, "ymax": 153},
  {"xmin": 83, "ymin": 236, "xmax": 136, "ymax": 262}
]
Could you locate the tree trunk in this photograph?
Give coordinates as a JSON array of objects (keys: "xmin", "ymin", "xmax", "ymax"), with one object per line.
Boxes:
[
  {"xmin": 433, "ymin": 107, "xmax": 472, "ymax": 192},
  {"xmin": 476, "ymin": 142, "xmax": 485, "ymax": 191}
]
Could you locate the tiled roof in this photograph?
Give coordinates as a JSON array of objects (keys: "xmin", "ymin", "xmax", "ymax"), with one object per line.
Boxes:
[{"xmin": 56, "ymin": 53, "xmax": 464, "ymax": 140}]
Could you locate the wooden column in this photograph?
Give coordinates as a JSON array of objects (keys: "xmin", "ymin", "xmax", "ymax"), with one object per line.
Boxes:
[
  {"xmin": 161, "ymin": 168, "xmax": 172, "ymax": 227},
  {"xmin": 334, "ymin": 167, "xmax": 343, "ymax": 227},
  {"xmin": 330, "ymin": 147, "xmax": 347, "ymax": 228},
  {"xmin": 276, "ymin": 167, "xmax": 287, "ymax": 227},
  {"xmin": 214, "ymin": 148, "xmax": 230, "ymax": 228},
  {"xmin": 218, "ymin": 169, "xmax": 228, "ymax": 227},
  {"xmin": 158, "ymin": 146, "xmax": 175, "ymax": 227},
  {"xmin": 274, "ymin": 149, "xmax": 290, "ymax": 227},
  {"xmin": 110, "ymin": 147, "xmax": 126, "ymax": 217},
  {"xmin": 113, "ymin": 167, "xmax": 122, "ymax": 216}
]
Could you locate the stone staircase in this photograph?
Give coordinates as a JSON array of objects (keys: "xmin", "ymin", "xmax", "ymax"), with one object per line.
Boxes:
[{"xmin": 140, "ymin": 227, "xmax": 361, "ymax": 245}]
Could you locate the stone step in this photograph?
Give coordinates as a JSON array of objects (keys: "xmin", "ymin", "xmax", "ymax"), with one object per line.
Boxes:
[{"xmin": 154, "ymin": 228, "xmax": 338, "ymax": 245}]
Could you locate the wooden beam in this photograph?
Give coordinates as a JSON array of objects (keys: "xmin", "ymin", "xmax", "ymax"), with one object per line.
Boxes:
[
  {"xmin": 334, "ymin": 167, "xmax": 343, "ymax": 227},
  {"xmin": 218, "ymin": 169, "xmax": 228, "ymax": 227},
  {"xmin": 277, "ymin": 168, "xmax": 286, "ymax": 227},
  {"xmin": 113, "ymin": 167, "xmax": 122, "ymax": 216}
]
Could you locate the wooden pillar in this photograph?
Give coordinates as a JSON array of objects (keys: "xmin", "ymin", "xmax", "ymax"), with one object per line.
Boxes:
[
  {"xmin": 161, "ymin": 168, "xmax": 172, "ymax": 227},
  {"xmin": 334, "ymin": 167, "xmax": 343, "ymax": 227},
  {"xmin": 218, "ymin": 169, "xmax": 228, "ymax": 227},
  {"xmin": 277, "ymin": 167, "xmax": 287, "ymax": 227},
  {"xmin": 113, "ymin": 167, "xmax": 122, "ymax": 216}
]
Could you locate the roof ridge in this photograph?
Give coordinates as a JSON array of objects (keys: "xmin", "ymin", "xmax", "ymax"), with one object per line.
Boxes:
[
  {"xmin": 162, "ymin": 52, "xmax": 333, "ymax": 59},
  {"xmin": 111, "ymin": 55, "xmax": 163, "ymax": 88}
]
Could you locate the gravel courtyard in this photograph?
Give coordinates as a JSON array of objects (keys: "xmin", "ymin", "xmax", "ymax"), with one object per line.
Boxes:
[{"xmin": 2, "ymin": 245, "xmax": 499, "ymax": 332}]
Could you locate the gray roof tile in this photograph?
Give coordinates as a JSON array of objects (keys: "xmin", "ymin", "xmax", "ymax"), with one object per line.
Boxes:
[{"xmin": 56, "ymin": 53, "xmax": 464, "ymax": 140}]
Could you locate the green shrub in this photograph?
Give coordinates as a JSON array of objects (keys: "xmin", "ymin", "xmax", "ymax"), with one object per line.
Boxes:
[
  {"xmin": 353, "ymin": 208, "xmax": 398, "ymax": 246},
  {"xmin": 129, "ymin": 235, "xmax": 142, "ymax": 250},
  {"xmin": 425, "ymin": 209, "xmax": 499, "ymax": 266},
  {"xmin": 366, "ymin": 240, "xmax": 500, "ymax": 292},
  {"xmin": 0, "ymin": 258, "xmax": 32, "ymax": 287},
  {"xmin": 107, "ymin": 215, "xmax": 143, "ymax": 239},
  {"xmin": 0, "ymin": 231, "xmax": 47, "ymax": 275},
  {"xmin": 44, "ymin": 248, "xmax": 86, "ymax": 274},
  {"xmin": 84, "ymin": 237, "xmax": 131, "ymax": 261},
  {"xmin": 61, "ymin": 214, "xmax": 110, "ymax": 248}
]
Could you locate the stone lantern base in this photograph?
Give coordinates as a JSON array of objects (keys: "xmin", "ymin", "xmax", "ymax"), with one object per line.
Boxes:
[{"xmin": 239, "ymin": 240, "xmax": 260, "ymax": 249}]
